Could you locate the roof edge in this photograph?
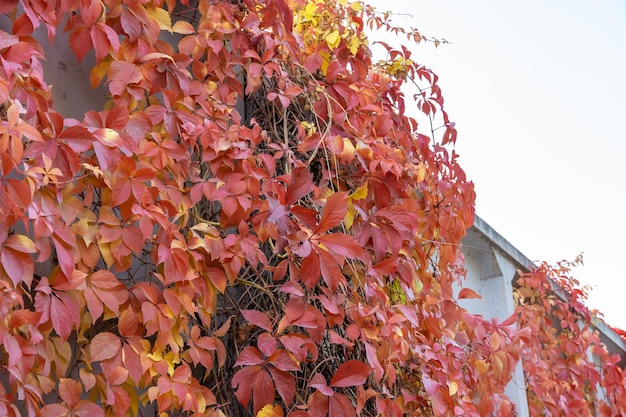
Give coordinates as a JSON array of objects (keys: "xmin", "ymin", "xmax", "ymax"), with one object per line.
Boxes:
[
  {"xmin": 469, "ymin": 215, "xmax": 626, "ymax": 354},
  {"xmin": 470, "ymin": 215, "xmax": 535, "ymax": 271}
]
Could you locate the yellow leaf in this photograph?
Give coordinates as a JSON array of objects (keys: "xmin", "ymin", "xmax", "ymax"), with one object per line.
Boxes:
[
  {"xmin": 257, "ymin": 404, "xmax": 284, "ymax": 417},
  {"xmin": 350, "ymin": 184, "xmax": 368, "ymax": 201},
  {"xmin": 304, "ymin": 3, "xmax": 319, "ymax": 19},
  {"xmin": 325, "ymin": 30, "xmax": 340, "ymax": 49},
  {"xmin": 413, "ymin": 276, "xmax": 423, "ymax": 294},
  {"xmin": 344, "ymin": 183, "xmax": 367, "ymax": 230},
  {"xmin": 344, "ymin": 203, "xmax": 356, "ymax": 230},
  {"xmin": 319, "ymin": 51, "xmax": 331, "ymax": 74},
  {"xmin": 474, "ymin": 359, "xmax": 489, "ymax": 374},
  {"xmin": 128, "ymin": 386, "xmax": 140, "ymax": 416},
  {"xmin": 416, "ymin": 162, "xmax": 426, "ymax": 183},
  {"xmin": 448, "ymin": 381, "xmax": 458, "ymax": 396},
  {"xmin": 90, "ymin": 60, "xmax": 110, "ymax": 88},
  {"xmin": 147, "ymin": 7, "xmax": 172, "ymax": 32},
  {"xmin": 348, "ymin": 37, "xmax": 361, "ymax": 55},
  {"xmin": 98, "ymin": 242, "xmax": 115, "ymax": 268},
  {"xmin": 389, "ymin": 279, "xmax": 406, "ymax": 304},
  {"xmin": 350, "ymin": 2, "xmax": 363, "ymax": 12}
]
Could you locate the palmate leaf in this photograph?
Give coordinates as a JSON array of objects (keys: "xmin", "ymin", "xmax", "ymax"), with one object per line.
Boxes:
[{"xmin": 231, "ymin": 365, "xmax": 275, "ymax": 414}]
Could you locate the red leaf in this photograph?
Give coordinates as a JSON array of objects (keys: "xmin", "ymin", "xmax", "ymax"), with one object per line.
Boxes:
[
  {"xmin": 231, "ymin": 365, "xmax": 275, "ymax": 414},
  {"xmin": 329, "ymin": 360, "xmax": 371, "ymax": 388},
  {"xmin": 395, "ymin": 304, "xmax": 420, "ymax": 327},
  {"xmin": 207, "ymin": 267, "xmax": 227, "ymax": 292},
  {"xmin": 3, "ymin": 334, "xmax": 21, "ymax": 368},
  {"xmin": 279, "ymin": 333, "xmax": 318, "ymax": 363},
  {"xmin": 268, "ymin": 367, "xmax": 295, "ymax": 406},
  {"xmin": 241, "ymin": 309, "xmax": 273, "ymax": 333},
  {"xmin": 422, "ymin": 374, "xmax": 439, "ymax": 395},
  {"xmin": 329, "ymin": 393, "xmax": 356, "ymax": 416},
  {"xmin": 308, "ymin": 391, "xmax": 330, "ymax": 417},
  {"xmin": 252, "ymin": 367, "xmax": 275, "ymax": 414},
  {"xmin": 120, "ymin": 8, "xmax": 141, "ymax": 40},
  {"xmin": 268, "ymin": 350, "xmax": 300, "ymax": 372},
  {"xmin": 232, "ymin": 365, "xmax": 259, "ymax": 408},
  {"xmin": 234, "ymin": 346, "xmax": 265, "ymax": 366},
  {"xmin": 303, "ymin": 53, "xmax": 322, "ymax": 73},
  {"xmin": 112, "ymin": 179, "xmax": 132, "ymax": 206},
  {"xmin": 91, "ymin": 23, "xmax": 116, "ymax": 62},
  {"xmin": 5, "ymin": 178, "xmax": 32, "ymax": 209},
  {"xmin": 318, "ymin": 249, "xmax": 345, "ymax": 290},
  {"xmin": 299, "ymin": 253, "xmax": 321, "ymax": 289},
  {"xmin": 315, "ymin": 192, "xmax": 348, "ymax": 234},
  {"xmin": 316, "ymin": 233, "xmax": 364, "ymax": 260},
  {"xmin": 458, "ymin": 287, "xmax": 482, "ymax": 300},
  {"xmin": 105, "ymin": 105, "xmax": 129, "ymax": 130},
  {"xmin": 90, "ymin": 332, "xmax": 121, "ymax": 362},
  {"xmin": 374, "ymin": 206, "xmax": 418, "ymax": 235},
  {"xmin": 258, "ymin": 333, "xmax": 278, "ymax": 357},
  {"xmin": 285, "ymin": 167, "xmax": 314, "ymax": 206}
]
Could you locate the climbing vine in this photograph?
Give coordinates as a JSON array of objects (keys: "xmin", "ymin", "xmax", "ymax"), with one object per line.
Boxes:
[
  {"xmin": 0, "ymin": 0, "xmax": 624, "ymax": 416},
  {"xmin": 515, "ymin": 257, "xmax": 626, "ymax": 416}
]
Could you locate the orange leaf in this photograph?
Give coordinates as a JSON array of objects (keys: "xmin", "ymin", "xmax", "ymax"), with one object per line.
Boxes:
[
  {"xmin": 58, "ymin": 378, "xmax": 82, "ymax": 408},
  {"xmin": 458, "ymin": 287, "xmax": 482, "ymax": 300}
]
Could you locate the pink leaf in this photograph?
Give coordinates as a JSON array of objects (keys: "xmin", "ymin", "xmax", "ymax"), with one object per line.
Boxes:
[
  {"xmin": 310, "ymin": 373, "xmax": 334, "ymax": 397},
  {"xmin": 51, "ymin": 291, "xmax": 80, "ymax": 341},
  {"xmin": 90, "ymin": 332, "xmax": 121, "ymax": 362}
]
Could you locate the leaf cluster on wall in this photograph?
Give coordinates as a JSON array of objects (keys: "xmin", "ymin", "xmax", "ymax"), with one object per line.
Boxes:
[{"xmin": 0, "ymin": 0, "xmax": 624, "ymax": 416}]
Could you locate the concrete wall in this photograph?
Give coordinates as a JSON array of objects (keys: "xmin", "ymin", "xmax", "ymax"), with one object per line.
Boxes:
[{"xmin": 460, "ymin": 218, "xmax": 531, "ymax": 416}]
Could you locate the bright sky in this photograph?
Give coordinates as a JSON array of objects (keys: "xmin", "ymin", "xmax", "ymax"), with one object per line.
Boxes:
[{"xmin": 367, "ymin": 0, "xmax": 626, "ymax": 329}]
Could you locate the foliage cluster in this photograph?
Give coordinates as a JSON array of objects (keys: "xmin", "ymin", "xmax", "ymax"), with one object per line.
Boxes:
[
  {"xmin": 0, "ymin": 0, "xmax": 624, "ymax": 416},
  {"xmin": 514, "ymin": 257, "xmax": 626, "ymax": 416}
]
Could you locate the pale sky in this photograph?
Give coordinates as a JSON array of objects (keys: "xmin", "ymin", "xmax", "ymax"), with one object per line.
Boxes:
[{"xmin": 367, "ymin": 1, "xmax": 626, "ymax": 329}]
